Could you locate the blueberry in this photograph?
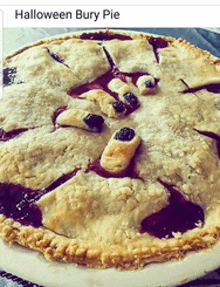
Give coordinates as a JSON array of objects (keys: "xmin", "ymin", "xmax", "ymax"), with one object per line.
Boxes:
[
  {"xmin": 115, "ymin": 127, "xmax": 135, "ymax": 141},
  {"xmin": 3, "ymin": 68, "xmax": 17, "ymax": 86},
  {"xmin": 83, "ymin": 114, "xmax": 104, "ymax": 132},
  {"xmin": 112, "ymin": 101, "xmax": 126, "ymax": 113},
  {"xmin": 145, "ymin": 79, "xmax": 155, "ymax": 88},
  {"xmin": 124, "ymin": 92, "xmax": 139, "ymax": 107}
]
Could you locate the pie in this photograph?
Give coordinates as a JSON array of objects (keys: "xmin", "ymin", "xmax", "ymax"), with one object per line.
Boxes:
[{"xmin": 1, "ymin": 29, "xmax": 220, "ymax": 270}]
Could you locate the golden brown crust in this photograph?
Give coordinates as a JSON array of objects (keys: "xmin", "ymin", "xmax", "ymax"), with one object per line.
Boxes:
[
  {"xmin": 100, "ymin": 130, "xmax": 141, "ymax": 173},
  {"xmin": 4, "ymin": 29, "xmax": 174, "ymax": 62},
  {"xmin": 1, "ymin": 212, "xmax": 220, "ymax": 269},
  {"xmin": 1, "ymin": 29, "xmax": 220, "ymax": 269}
]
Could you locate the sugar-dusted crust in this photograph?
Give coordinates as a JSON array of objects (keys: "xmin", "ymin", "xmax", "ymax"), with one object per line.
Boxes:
[
  {"xmin": 1, "ymin": 212, "xmax": 220, "ymax": 269},
  {"xmin": 1, "ymin": 29, "xmax": 220, "ymax": 269}
]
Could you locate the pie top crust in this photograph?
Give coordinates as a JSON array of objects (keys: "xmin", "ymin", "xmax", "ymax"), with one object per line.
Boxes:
[{"xmin": 1, "ymin": 29, "xmax": 220, "ymax": 269}]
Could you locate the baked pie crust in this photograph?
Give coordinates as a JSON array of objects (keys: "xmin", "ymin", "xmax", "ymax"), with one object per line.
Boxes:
[{"xmin": 1, "ymin": 29, "xmax": 220, "ymax": 269}]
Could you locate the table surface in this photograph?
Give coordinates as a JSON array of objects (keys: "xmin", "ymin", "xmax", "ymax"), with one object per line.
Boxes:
[{"xmin": 1, "ymin": 27, "xmax": 220, "ymax": 287}]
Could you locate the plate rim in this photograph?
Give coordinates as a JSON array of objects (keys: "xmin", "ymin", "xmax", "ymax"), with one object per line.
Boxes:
[{"xmin": 1, "ymin": 238, "xmax": 220, "ymax": 287}]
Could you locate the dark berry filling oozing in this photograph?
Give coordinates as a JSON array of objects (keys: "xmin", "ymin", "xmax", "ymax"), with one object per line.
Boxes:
[
  {"xmin": 52, "ymin": 106, "xmax": 68, "ymax": 126},
  {"xmin": 115, "ymin": 127, "xmax": 135, "ymax": 141},
  {"xmin": 68, "ymin": 41, "xmax": 157, "ymax": 117},
  {"xmin": 0, "ymin": 168, "xmax": 81, "ymax": 227},
  {"xmin": 68, "ymin": 42, "xmax": 150, "ymax": 102},
  {"xmin": 148, "ymin": 37, "xmax": 168, "ymax": 63},
  {"xmin": 180, "ymin": 78, "xmax": 190, "ymax": 89},
  {"xmin": 68, "ymin": 70, "xmax": 118, "ymax": 99},
  {"xmin": 148, "ymin": 37, "xmax": 168, "ymax": 49},
  {"xmin": 0, "ymin": 183, "xmax": 43, "ymax": 227},
  {"xmin": 140, "ymin": 180, "xmax": 204, "ymax": 238},
  {"xmin": 48, "ymin": 51, "xmax": 64, "ymax": 64},
  {"xmin": 68, "ymin": 70, "xmax": 143, "ymax": 116},
  {"xmin": 103, "ymin": 47, "xmax": 115, "ymax": 69},
  {"xmin": 80, "ymin": 31, "xmax": 132, "ymax": 41},
  {"xmin": 194, "ymin": 129, "xmax": 220, "ymax": 159},
  {"xmin": 45, "ymin": 169, "xmax": 81, "ymax": 192},
  {"xmin": 183, "ymin": 83, "xmax": 220, "ymax": 94},
  {"xmin": 87, "ymin": 157, "xmax": 140, "ymax": 179},
  {"xmin": 0, "ymin": 128, "xmax": 28, "ymax": 142},
  {"xmin": 194, "ymin": 129, "xmax": 220, "ymax": 142},
  {"xmin": 3, "ymin": 68, "xmax": 17, "ymax": 87},
  {"xmin": 48, "ymin": 50, "xmax": 70, "ymax": 68}
]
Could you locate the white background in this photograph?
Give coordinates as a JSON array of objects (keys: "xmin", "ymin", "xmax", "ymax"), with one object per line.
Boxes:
[{"xmin": 0, "ymin": 5, "xmax": 220, "ymax": 27}]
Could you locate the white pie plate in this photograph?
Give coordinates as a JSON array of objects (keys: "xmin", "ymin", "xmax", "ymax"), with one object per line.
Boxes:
[{"xmin": 0, "ymin": 238, "xmax": 220, "ymax": 287}]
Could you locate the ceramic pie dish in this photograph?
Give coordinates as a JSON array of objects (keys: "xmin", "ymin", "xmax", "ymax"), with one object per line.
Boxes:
[
  {"xmin": 1, "ymin": 29, "xmax": 220, "ymax": 273},
  {"xmin": 1, "ymin": 238, "xmax": 220, "ymax": 287}
]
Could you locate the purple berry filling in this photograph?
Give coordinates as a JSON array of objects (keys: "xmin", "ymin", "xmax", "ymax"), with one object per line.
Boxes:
[
  {"xmin": 140, "ymin": 180, "xmax": 204, "ymax": 238},
  {"xmin": 52, "ymin": 106, "xmax": 68, "ymax": 126},
  {"xmin": 68, "ymin": 70, "xmax": 120, "ymax": 99},
  {"xmin": 68, "ymin": 40, "xmax": 157, "ymax": 117},
  {"xmin": 86, "ymin": 157, "xmax": 140, "ymax": 179},
  {"xmin": 47, "ymin": 50, "xmax": 70, "ymax": 68},
  {"xmin": 180, "ymin": 78, "xmax": 190, "ymax": 89},
  {"xmin": 0, "ymin": 128, "xmax": 28, "ymax": 142},
  {"xmin": 80, "ymin": 32, "xmax": 132, "ymax": 41},
  {"xmin": 194, "ymin": 129, "xmax": 220, "ymax": 142},
  {"xmin": 194, "ymin": 129, "xmax": 220, "ymax": 159},
  {"xmin": 103, "ymin": 47, "xmax": 115, "ymax": 68},
  {"xmin": 68, "ymin": 69, "xmax": 149, "ymax": 115},
  {"xmin": 0, "ymin": 183, "xmax": 43, "ymax": 227},
  {"xmin": 183, "ymin": 83, "xmax": 220, "ymax": 94},
  {"xmin": 148, "ymin": 37, "xmax": 168, "ymax": 63},
  {"xmin": 49, "ymin": 51, "xmax": 64, "ymax": 64},
  {"xmin": 45, "ymin": 169, "xmax": 80, "ymax": 192},
  {"xmin": 0, "ymin": 168, "xmax": 80, "ymax": 227},
  {"xmin": 3, "ymin": 68, "xmax": 17, "ymax": 87}
]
